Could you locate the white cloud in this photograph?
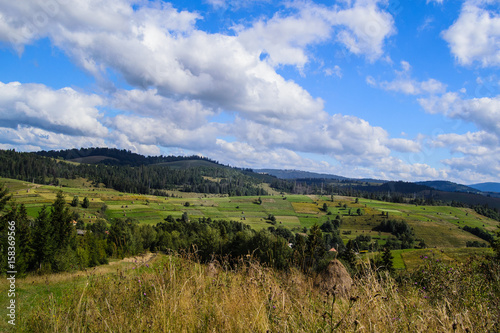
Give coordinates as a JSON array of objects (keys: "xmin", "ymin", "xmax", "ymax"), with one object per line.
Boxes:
[
  {"xmin": 442, "ymin": 0, "xmax": 500, "ymax": 67},
  {"xmin": 324, "ymin": 65, "xmax": 343, "ymax": 78},
  {"xmin": 328, "ymin": 0, "xmax": 396, "ymax": 62},
  {"xmin": 107, "ymin": 114, "xmax": 222, "ymax": 150},
  {"xmin": 0, "ymin": 125, "xmax": 107, "ymax": 151},
  {"xmin": 0, "ymin": 0, "xmax": 470, "ymax": 182},
  {"xmin": 368, "ymin": 61, "xmax": 447, "ymax": 95},
  {"xmin": 112, "ymin": 89, "xmax": 216, "ymax": 130},
  {"xmin": 236, "ymin": 0, "xmax": 396, "ymax": 69},
  {"xmin": 0, "ymin": 81, "xmax": 107, "ymax": 137},
  {"xmin": 418, "ymin": 93, "xmax": 500, "ymax": 136},
  {"xmin": 386, "ymin": 138, "xmax": 422, "ymax": 153}
]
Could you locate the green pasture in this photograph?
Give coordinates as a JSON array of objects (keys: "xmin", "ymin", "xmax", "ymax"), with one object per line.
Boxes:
[{"xmin": 1, "ymin": 177, "xmax": 498, "ymax": 248}]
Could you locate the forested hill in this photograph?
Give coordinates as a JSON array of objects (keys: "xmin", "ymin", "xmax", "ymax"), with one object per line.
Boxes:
[
  {"xmin": 0, "ymin": 149, "xmax": 269, "ymax": 196},
  {"xmin": 35, "ymin": 147, "xmax": 224, "ymax": 167}
]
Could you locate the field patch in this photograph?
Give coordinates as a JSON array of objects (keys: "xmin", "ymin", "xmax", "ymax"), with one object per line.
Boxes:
[{"xmin": 292, "ymin": 202, "xmax": 320, "ymax": 214}]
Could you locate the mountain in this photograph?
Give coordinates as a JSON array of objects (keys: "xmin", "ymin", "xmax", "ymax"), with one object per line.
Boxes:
[
  {"xmin": 469, "ymin": 182, "xmax": 500, "ymax": 194},
  {"xmin": 35, "ymin": 147, "xmax": 223, "ymax": 167},
  {"xmin": 256, "ymin": 169, "xmax": 348, "ymax": 180},
  {"xmin": 417, "ymin": 181, "xmax": 482, "ymax": 194}
]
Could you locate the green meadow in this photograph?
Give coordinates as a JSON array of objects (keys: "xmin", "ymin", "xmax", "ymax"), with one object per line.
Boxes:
[{"xmin": 2, "ymin": 176, "xmax": 497, "ymax": 254}]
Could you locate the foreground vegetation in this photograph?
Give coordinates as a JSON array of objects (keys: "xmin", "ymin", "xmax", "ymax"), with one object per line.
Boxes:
[
  {"xmin": 1, "ymin": 170, "xmax": 500, "ymax": 331},
  {"xmin": 1, "ymin": 250, "xmax": 499, "ymax": 332}
]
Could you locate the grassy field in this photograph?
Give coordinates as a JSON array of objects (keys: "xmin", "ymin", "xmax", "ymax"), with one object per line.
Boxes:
[
  {"xmin": 1, "ymin": 176, "xmax": 499, "ymax": 331},
  {"xmin": 1, "ymin": 252, "xmax": 498, "ymax": 332},
  {"xmin": 2, "ymin": 177, "xmax": 498, "ymax": 250}
]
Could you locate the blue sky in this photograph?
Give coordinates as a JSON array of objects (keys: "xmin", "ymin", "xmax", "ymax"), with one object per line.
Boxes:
[{"xmin": 0, "ymin": 0, "xmax": 499, "ymax": 184}]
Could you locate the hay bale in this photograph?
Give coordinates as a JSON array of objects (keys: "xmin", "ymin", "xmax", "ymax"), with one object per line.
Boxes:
[
  {"xmin": 206, "ymin": 261, "xmax": 219, "ymax": 278},
  {"xmin": 314, "ymin": 260, "xmax": 353, "ymax": 297}
]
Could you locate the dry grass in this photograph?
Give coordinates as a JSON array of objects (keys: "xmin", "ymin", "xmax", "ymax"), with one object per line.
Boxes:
[{"xmin": 9, "ymin": 252, "xmax": 498, "ymax": 332}]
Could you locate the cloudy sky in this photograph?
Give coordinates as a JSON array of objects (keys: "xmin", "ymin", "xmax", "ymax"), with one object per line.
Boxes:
[{"xmin": 0, "ymin": 0, "xmax": 499, "ymax": 183}]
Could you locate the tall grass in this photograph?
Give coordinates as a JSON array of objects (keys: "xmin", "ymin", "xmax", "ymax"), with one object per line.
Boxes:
[{"xmin": 13, "ymin": 252, "xmax": 500, "ymax": 332}]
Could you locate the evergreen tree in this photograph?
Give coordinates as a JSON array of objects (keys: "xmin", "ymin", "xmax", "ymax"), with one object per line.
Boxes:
[
  {"xmin": 33, "ymin": 206, "xmax": 54, "ymax": 270},
  {"xmin": 0, "ymin": 183, "xmax": 11, "ymax": 210},
  {"xmin": 341, "ymin": 240, "xmax": 357, "ymax": 270},
  {"xmin": 382, "ymin": 247, "xmax": 394, "ymax": 273},
  {"xmin": 82, "ymin": 197, "xmax": 90, "ymax": 208},
  {"xmin": 306, "ymin": 224, "xmax": 325, "ymax": 271},
  {"xmin": 12, "ymin": 204, "xmax": 35, "ymax": 275},
  {"xmin": 51, "ymin": 191, "xmax": 73, "ymax": 249},
  {"xmin": 493, "ymin": 225, "xmax": 500, "ymax": 260},
  {"xmin": 71, "ymin": 195, "xmax": 79, "ymax": 207}
]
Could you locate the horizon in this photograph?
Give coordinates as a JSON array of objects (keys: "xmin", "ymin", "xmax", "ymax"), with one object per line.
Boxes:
[
  {"xmin": 10, "ymin": 146, "xmax": 496, "ymax": 187},
  {"xmin": 0, "ymin": 0, "xmax": 499, "ymax": 184}
]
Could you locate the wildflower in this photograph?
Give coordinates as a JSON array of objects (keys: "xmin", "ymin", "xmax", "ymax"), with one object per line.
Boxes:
[{"xmin": 144, "ymin": 292, "xmax": 146, "ymax": 296}]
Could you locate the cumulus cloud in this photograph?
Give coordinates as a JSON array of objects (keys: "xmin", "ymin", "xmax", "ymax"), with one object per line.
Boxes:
[
  {"xmin": 0, "ymin": 125, "xmax": 107, "ymax": 152},
  {"xmin": 0, "ymin": 0, "xmax": 396, "ymax": 128},
  {"xmin": 236, "ymin": 0, "xmax": 396, "ymax": 68},
  {"xmin": 0, "ymin": 0, "xmax": 449, "ymax": 181},
  {"xmin": 112, "ymin": 89, "xmax": 216, "ymax": 130},
  {"xmin": 328, "ymin": 0, "xmax": 396, "ymax": 61},
  {"xmin": 442, "ymin": 0, "xmax": 500, "ymax": 67},
  {"xmin": 418, "ymin": 93, "xmax": 500, "ymax": 136},
  {"xmin": 0, "ymin": 81, "xmax": 107, "ymax": 137},
  {"xmin": 367, "ymin": 61, "xmax": 447, "ymax": 95}
]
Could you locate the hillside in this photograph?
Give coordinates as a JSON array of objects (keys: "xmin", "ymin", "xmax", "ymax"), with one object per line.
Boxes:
[
  {"xmin": 470, "ymin": 182, "xmax": 500, "ymax": 194},
  {"xmin": 417, "ymin": 180, "xmax": 481, "ymax": 194},
  {"xmin": 0, "ymin": 149, "xmax": 268, "ymax": 196},
  {"xmin": 1, "ymin": 175, "xmax": 499, "ymax": 332},
  {"xmin": 257, "ymin": 169, "xmax": 348, "ymax": 180},
  {"xmin": 36, "ymin": 147, "xmax": 223, "ymax": 167},
  {"xmin": 2, "ymin": 176, "xmax": 497, "ymax": 249}
]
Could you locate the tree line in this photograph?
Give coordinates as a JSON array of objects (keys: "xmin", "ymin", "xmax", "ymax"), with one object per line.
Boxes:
[{"xmin": 0, "ymin": 149, "xmax": 267, "ymax": 196}]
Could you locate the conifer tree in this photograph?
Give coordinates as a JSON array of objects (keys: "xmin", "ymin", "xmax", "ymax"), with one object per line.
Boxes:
[
  {"xmin": 342, "ymin": 239, "xmax": 357, "ymax": 270},
  {"xmin": 71, "ymin": 195, "xmax": 79, "ymax": 207},
  {"xmin": 33, "ymin": 206, "xmax": 54, "ymax": 270},
  {"xmin": 306, "ymin": 224, "xmax": 325, "ymax": 271},
  {"xmin": 382, "ymin": 247, "xmax": 394, "ymax": 273},
  {"xmin": 51, "ymin": 191, "xmax": 73, "ymax": 249}
]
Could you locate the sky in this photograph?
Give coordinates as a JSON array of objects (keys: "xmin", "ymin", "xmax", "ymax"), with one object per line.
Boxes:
[{"xmin": 0, "ymin": 0, "xmax": 499, "ymax": 184}]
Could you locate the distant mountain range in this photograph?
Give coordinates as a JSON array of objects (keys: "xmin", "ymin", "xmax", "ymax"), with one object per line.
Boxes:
[
  {"xmin": 32, "ymin": 148, "xmax": 500, "ymax": 195},
  {"xmin": 256, "ymin": 170, "xmax": 500, "ymax": 195},
  {"xmin": 256, "ymin": 169, "xmax": 348, "ymax": 180},
  {"xmin": 256, "ymin": 169, "xmax": 386, "ymax": 184},
  {"xmin": 469, "ymin": 182, "xmax": 500, "ymax": 193},
  {"xmin": 416, "ymin": 181, "xmax": 483, "ymax": 194}
]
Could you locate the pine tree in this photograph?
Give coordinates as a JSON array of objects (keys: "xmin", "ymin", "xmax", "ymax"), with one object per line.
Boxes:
[
  {"xmin": 71, "ymin": 195, "xmax": 79, "ymax": 207},
  {"xmin": 0, "ymin": 183, "xmax": 11, "ymax": 210},
  {"xmin": 82, "ymin": 197, "xmax": 90, "ymax": 208},
  {"xmin": 342, "ymin": 240, "xmax": 357, "ymax": 270},
  {"xmin": 382, "ymin": 247, "xmax": 394, "ymax": 273},
  {"xmin": 306, "ymin": 224, "xmax": 325, "ymax": 271},
  {"xmin": 33, "ymin": 206, "xmax": 54, "ymax": 270},
  {"xmin": 15, "ymin": 204, "xmax": 35, "ymax": 274},
  {"xmin": 51, "ymin": 191, "xmax": 73, "ymax": 249}
]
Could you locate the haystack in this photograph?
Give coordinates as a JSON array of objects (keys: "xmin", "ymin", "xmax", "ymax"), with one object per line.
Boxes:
[{"xmin": 314, "ymin": 260, "xmax": 352, "ymax": 297}]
